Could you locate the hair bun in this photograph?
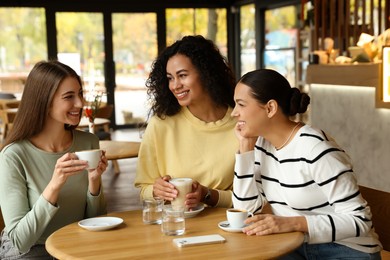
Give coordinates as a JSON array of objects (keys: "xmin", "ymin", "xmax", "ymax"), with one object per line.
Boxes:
[{"xmin": 289, "ymin": 88, "xmax": 310, "ymax": 116}]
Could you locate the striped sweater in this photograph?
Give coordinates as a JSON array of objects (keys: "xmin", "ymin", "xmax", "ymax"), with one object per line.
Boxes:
[{"xmin": 232, "ymin": 124, "xmax": 382, "ymax": 254}]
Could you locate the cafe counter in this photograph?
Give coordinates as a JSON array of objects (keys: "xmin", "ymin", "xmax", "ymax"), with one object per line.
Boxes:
[{"xmin": 306, "ymin": 63, "xmax": 380, "ymax": 89}]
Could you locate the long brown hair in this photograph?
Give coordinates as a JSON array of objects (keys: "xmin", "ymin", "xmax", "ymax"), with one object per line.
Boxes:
[{"xmin": 2, "ymin": 60, "xmax": 82, "ymax": 149}]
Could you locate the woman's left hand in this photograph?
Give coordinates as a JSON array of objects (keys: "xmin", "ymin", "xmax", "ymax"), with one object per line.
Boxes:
[
  {"xmin": 88, "ymin": 150, "xmax": 108, "ymax": 179},
  {"xmin": 185, "ymin": 180, "xmax": 203, "ymax": 210},
  {"xmin": 242, "ymin": 214, "xmax": 308, "ymax": 236},
  {"xmin": 87, "ymin": 150, "xmax": 108, "ymax": 195}
]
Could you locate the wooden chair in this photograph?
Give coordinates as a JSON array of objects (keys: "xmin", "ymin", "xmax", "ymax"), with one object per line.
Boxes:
[
  {"xmin": 359, "ymin": 185, "xmax": 390, "ymax": 259},
  {"xmin": 0, "ymin": 98, "xmax": 20, "ymax": 110},
  {"xmin": 0, "ymin": 93, "xmax": 16, "ymax": 99},
  {"xmin": 95, "ymin": 104, "xmax": 121, "ymax": 173},
  {"xmin": 95, "ymin": 104, "xmax": 113, "ymax": 139},
  {"xmin": 96, "ymin": 104, "xmax": 113, "ymax": 121},
  {"xmin": 0, "ymin": 207, "xmax": 4, "ymax": 231},
  {"xmin": 0, "ymin": 109, "xmax": 17, "ymax": 143}
]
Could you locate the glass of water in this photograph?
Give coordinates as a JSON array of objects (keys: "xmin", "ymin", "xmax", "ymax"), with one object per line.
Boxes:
[
  {"xmin": 142, "ymin": 197, "xmax": 164, "ymax": 224},
  {"xmin": 161, "ymin": 205, "xmax": 185, "ymax": 235}
]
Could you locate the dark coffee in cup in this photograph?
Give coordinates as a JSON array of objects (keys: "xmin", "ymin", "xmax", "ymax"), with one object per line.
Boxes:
[
  {"xmin": 226, "ymin": 208, "xmax": 253, "ymax": 228},
  {"xmin": 228, "ymin": 209, "xmax": 245, "ymax": 213}
]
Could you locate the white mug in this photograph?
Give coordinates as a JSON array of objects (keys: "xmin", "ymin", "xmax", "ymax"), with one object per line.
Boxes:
[
  {"xmin": 169, "ymin": 178, "xmax": 192, "ymax": 211},
  {"xmin": 75, "ymin": 149, "xmax": 101, "ymax": 169},
  {"xmin": 226, "ymin": 208, "xmax": 253, "ymax": 228}
]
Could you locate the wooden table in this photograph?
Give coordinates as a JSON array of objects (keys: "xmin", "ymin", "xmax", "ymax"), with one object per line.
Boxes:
[
  {"xmin": 46, "ymin": 207, "xmax": 304, "ymax": 259},
  {"xmin": 79, "ymin": 117, "xmax": 111, "ymax": 132},
  {"xmin": 99, "ymin": 140, "xmax": 140, "ymax": 174}
]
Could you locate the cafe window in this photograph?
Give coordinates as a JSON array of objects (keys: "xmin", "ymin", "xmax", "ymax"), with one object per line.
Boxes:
[
  {"xmin": 112, "ymin": 13, "xmax": 157, "ymax": 126},
  {"xmin": 56, "ymin": 12, "xmax": 106, "ymax": 103},
  {"xmin": 264, "ymin": 5, "xmax": 298, "ymax": 86},
  {"xmin": 166, "ymin": 8, "xmax": 227, "ymax": 57},
  {"xmin": 0, "ymin": 7, "xmax": 47, "ymax": 96},
  {"xmin": 240, "ymin": 4, "xmax": 256, "ymax": 76}
]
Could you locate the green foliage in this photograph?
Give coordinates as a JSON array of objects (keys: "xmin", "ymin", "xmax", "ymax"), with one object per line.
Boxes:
[
  {"xmin": 0, "ymin": 7, "xmax": 228, "ymax": 74},
  {"xmin": 265, "ymin": 5, "xmax": 298, "ymax": 31},
  {"xmin": 166, "ymin": 8, "xmax": 227, "ymax": 53},
  {"xmin": 112, "ymin": 13, "xmax": 157, "ymax": 75},
  {"xmin": 0, "ymin": 8, "xmax": 47, "ymax": 72}
]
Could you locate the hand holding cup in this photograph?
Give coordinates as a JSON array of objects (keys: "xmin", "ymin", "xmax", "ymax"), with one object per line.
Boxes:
[
  {"xmin": 75, "ymin": 149, "xmax": 102, "ymax": 169},
  {"xmin": 169, "ymin": 178, "xmax": 193, "ymax": 211}
]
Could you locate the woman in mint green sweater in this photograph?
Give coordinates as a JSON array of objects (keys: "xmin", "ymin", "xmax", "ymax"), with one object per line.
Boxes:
[{"xmin": 0, "ymin": 60, "xmax": 107, "ymax": 259}]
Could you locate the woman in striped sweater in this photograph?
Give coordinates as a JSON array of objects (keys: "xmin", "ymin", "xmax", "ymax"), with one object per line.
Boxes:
[{"xmin": 231, "ymin": 69, "xmax": 381, "ymax": 259}]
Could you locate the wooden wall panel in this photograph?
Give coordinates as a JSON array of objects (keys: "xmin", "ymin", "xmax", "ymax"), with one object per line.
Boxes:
[{"xmin": 312, "ymin": 0, "xmax": 389, "ymax": 54}]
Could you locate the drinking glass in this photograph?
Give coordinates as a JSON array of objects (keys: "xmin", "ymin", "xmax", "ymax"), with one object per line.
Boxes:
[
  {"xmin": 161, "ymin": 205, "xmax": 185, "ymax": 235},
  {"xmin": 142, "ymin": 197, "xmax": 164, "ymax": 224}
]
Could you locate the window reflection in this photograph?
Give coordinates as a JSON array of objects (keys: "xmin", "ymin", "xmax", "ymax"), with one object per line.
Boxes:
[
  {"xmin": 0, "ymin": 8, "xmax": 47, "ymax": 96},
  {"xmin": 240, "ymin": 4, "xmax": 256, "ymax": 76}
]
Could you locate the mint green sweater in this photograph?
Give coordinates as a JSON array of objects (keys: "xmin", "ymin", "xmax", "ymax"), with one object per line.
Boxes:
[
  {"xmin": 0, "ymin": 130, "xmax": 107, "ymax": 253},
  {"xmin": 135, "ymin": 107, "xmax": 238, "ymax": 207}
]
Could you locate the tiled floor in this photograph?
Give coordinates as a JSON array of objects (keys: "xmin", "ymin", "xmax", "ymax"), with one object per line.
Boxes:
[{"xmin": 102, "ymin": 129, "xmax": 143, "ymax": 213}]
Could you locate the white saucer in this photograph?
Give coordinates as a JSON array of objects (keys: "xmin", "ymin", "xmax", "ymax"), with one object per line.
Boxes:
[
  {"xmin": 184, "ymin": 204, "xmax": 205, "ymax": 218},
  {"xmin": 218, "ymin": 220, "xmax": 245, "ymax": 233},
  {"xmin": 78, "ymin": 217, "xmax": 123, "ymax": 231}
]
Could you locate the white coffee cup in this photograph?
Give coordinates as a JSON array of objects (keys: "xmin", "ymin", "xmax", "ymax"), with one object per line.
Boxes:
[
  {"xmin": 226, "ymin": 208, "xmax": 253, "ymax": 228},
  {"xmin": 169, "ymin": 178, "xmax": 192, "ymax": 211},
  {"xmin": 75, "ymin": 149, "xmax": 101, "ymax": 169}
]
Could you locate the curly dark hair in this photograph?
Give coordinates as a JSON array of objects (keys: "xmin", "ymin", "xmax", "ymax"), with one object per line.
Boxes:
[{"xmin": 146, "ymin": 35, "xmax": 236, "ymax": 119}]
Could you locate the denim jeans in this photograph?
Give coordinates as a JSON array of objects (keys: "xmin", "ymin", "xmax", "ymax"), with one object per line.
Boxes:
[
  {"xmin": 280, "ymin": 242, "xmax": 381, "ymax": 260},
  {"xmin": 0, "ymin": 229, "xmax": 53, "ymax": 260}
]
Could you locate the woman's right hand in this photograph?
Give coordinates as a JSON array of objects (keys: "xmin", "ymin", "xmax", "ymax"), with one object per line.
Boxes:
[
  {"xmin": 242, "ymin": 214, "xmax": 308, "ymax": 236},
  {"xmin": 43, "ymin": 153, "xmax": 88, "ymax": 205},
  {"xmin": 152, "ymin": 175, "xmax": 177, "ymax": 201},
  {"xmin": 234, "ymin": 122, "xmax": 258, "ymax": 153}
]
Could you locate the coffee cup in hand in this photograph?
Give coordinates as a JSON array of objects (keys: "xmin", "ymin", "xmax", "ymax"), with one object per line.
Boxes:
[
  {"xmin": 226, "ymin": 208, "xmax": 253, "ymax": 228},
  {"xmin": 75, "ymin": 149, "xmax": 101, "ymax": 169},
  {"xmin": 169, "ymin": 178, "xmax": 192, "ymax": 211}
]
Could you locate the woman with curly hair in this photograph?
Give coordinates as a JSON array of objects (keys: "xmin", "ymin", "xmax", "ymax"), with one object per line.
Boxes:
[{"xmin": 135, "ymin": 35, "xmax": 238, "ymax": 209}]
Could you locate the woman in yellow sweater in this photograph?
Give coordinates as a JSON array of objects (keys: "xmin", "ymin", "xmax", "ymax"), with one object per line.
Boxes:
[{"xmin": 134, "ymin": 35, "xmax": 238, "ymax": 209}]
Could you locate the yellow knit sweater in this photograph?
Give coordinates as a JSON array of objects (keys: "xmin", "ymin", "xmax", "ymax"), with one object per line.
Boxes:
[{"xmin": 135, "ymin": 107, "xmax": 238, "ymax": 207}]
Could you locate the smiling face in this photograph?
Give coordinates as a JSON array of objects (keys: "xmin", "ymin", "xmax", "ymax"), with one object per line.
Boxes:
[
  {"xmin": 166, "ymin": 54, "xmax": 209, "ymax": 107},
  {"xmin": 231, "ymin": 82, "xmax": 268, "ymax": 138},
  {"xmin": 48, "ymin": 76, "xmax": 84, "ymax": 127}
]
